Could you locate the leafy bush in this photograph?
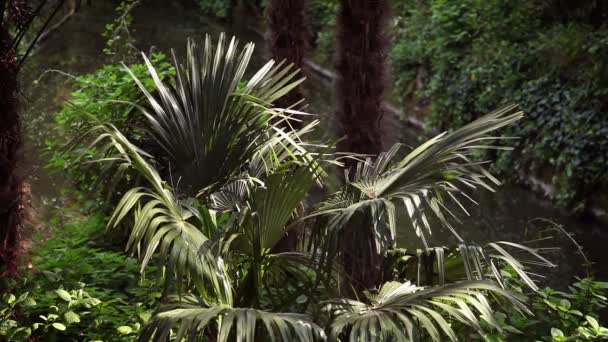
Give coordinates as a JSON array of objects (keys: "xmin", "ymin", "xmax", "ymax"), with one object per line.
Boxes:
[
  {"xmin": 467, "ymin": 274, "xmax": 608, "ymax": 341},
  {"xmin": 47, "ymin": 53, "xmax": 174, "ymax": 203},
  {"xmin": 1, "ymin": 207, "xmax": 163, "ymax": 341},
  {"xmin": 0, "ymin": 285, "xmax": 103, "ymax": 341}
]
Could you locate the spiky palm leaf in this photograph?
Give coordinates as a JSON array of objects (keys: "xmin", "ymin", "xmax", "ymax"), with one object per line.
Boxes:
[
  {"xmin": 307, "ymin": 106, "xmax": 523, "ymax": 275},
  {"xmin": 387, "ymin": 240, "xmax": 556, "ymax": 291},
  {"xmin": 325, "ymin": 280, "xmax": 529, "ymax": 342},
  {"xmin": 125, "ymin": 33, "xmax": 309, "ymax": 196},
  {"xmin": 68, "ymin": 120, "xmax": 232, "ymax": 304},
  {"xmin": 139, "ymin": 302, "xmax": 326, "ymax": 342}
]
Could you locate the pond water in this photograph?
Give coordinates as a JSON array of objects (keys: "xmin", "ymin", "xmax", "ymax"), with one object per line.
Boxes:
[{"xmin": 21, "ymin": 0, "xmax": 607, "ymax": 288}]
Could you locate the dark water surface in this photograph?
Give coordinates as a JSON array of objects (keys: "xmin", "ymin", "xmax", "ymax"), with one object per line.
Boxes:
[{"xmin": 21, "ymin": 1, "xmax": 607, "ymax": 288}]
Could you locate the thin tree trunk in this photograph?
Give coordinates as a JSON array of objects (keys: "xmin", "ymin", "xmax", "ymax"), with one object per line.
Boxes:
[
  {"xmin": 335, "ymin": 0, "xmax": 390, "ymax": 290},
  {"xmin": 265, "ymin": 0, "xmax": 307, "ymax": 112},
  {"xmin": 0, "ymin": 2, "xmax": 23, "ymax": 277}
]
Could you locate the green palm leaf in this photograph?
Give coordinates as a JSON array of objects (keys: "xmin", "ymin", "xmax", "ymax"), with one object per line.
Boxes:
[
  {"xmin": 139, "ymin": 304, "xmax": 326, "ymax": 342},
  {"xmin": 125, "ymin": 33, "xmax": 309, "ymax": 196},
  {"xmin": 325, "ymin": 280, "xmax": 528, "ymax": 342},
  {"xmin": 69, "ymin": 121, "xmax": 232, "ymax": 304},
  {"xmin": 308, "ymin": 106, "xmax": 523, "ymax": 273}
]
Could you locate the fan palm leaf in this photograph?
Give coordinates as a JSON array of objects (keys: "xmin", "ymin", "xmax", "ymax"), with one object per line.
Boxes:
[
  {"xmin": 325, "ymin": 280, "xmax": 529, "ymax": 342},
  {"xmin": 68, "ymin": 120, "xmax": 232, "ymax": 304},
  {"xmin": 387, "ymin": 240, "xmax": 556, "ymax": 291},
  {"xmin": 125, "ymin": 33, "xmax": 310, "ymax": 196},
  {"xmin": 307, "ymin": 106, "xmax": 524, "ymax": 273},
  {"xmin": 139, "ymin": 304, "xmax": 326, "ymax": 342}
]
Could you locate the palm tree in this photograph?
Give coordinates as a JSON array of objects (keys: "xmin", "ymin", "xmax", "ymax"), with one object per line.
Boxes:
[
  {"xmin": 265, "ymin": 0, "xmax": 307, "ymax": 113},
  {"xmin": 334, "ymin": 0, "xmax": 390, "ymax": 157},
  {"xmin": 333, "ymin": 0, "xmax": 391, "ymax": 289},
  {"xmin": 70, "ymin": 34, "xmax": 555, "ymax": 341}
]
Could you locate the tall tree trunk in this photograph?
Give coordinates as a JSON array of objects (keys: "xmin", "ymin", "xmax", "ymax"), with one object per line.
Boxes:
[
  {"xmin": 335, "ymin": 0, "xmax": 388, "ymax": 157},
  {"xmin": 0, "ymin": 1, "xmax": 23, "ymax": 277},
  {"xmin": 265, "ymin": 0, "xmax": 307, "ymax": 112},
  {"xmin": 335, "ymin": 0, "xmax": 390, "ymax": 290},
  {"xmin": 266, "ymin": 0, "xmax": 308, "ymax": 253}
]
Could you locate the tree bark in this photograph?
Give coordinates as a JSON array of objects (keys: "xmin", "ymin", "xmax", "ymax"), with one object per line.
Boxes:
[
  {"xmin": 335, "ymin": 0, "xmax": 390, "ymax": 291},
  {"xmin": 335, "ymin": 0, "xmax": 389, "ymax": 157},
  {"xmin": 0, "ymin": 2, "xmax": 23, "ymax": 277},
  {"xmin": 266, "ymin": 0, "xmax": 309, "ymax": 252},
  {"xmin": 265, "ymin": 0, "xmax": 307, "ymax": 113}
]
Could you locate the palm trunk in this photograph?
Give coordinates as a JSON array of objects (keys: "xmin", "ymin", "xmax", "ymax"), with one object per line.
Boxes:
[
  {"xmin": 335, "ymin": 0, "xmax": 389, "ymax": 157},
  {"xmin": 335, "ymin": 0, "xmax": 390, "ymax": 290},
  {"xmin": 0, "ymin": 2, "xmax": 23, "ymax": 277},
  {"xmin": 265, "ymin": 0, "xmax": 307, "ymax": 112},
  {"xmin": 266, "ymin": 0, "xmax": 308, "ymax": 252}
]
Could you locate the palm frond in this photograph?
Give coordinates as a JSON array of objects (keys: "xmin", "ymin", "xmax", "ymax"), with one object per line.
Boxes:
[
  {"xmin": 139, "ymin": 304, "xmax": 326, "ymax": 342},
  {"xmin": 387, "ymin": 240, "xmax": 556, "ymax": 291},
  {"xmin": 69, "ymin": 121, "xmax": 232, "ymax": 304},
  {"xmin": 241, "ymin": 165, "xmax": 318, "ymax": 253},
  {"xmin": 325, "ymin": 280, "xmax": 528, "ymax": 342},
  {"xmin": 125, "ymin": 33, "xmax": 312, "ymax": 196},
  {"xmin": 308, "ymin": 106, "xmax": 523, "ymax": 263}
]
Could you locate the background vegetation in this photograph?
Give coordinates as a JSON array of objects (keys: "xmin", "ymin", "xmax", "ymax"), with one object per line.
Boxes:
[
  {"xmin": 1, "ymin": 0, "xmax": 607, "ymax": 341},
  {"xmin": 277, "ymin": 0, "xmax": 608, "ymax": 212}
]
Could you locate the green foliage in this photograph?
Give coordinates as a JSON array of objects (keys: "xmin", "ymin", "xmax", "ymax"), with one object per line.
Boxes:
[
  {"xmin": 198, "ymin": 0, "xmax": 233, "ymax": 18},
  {"xmin": 307, "ymin": 0, "xmax": 338, "ymax": 64},
  {"xmin": 47, "ymin": 53, "xmax": 174, "ymax": 200},
  {"xmin": 457, "ymin": 274, "xmax": 608, "ymax": 341},
  {"xmin": 308, "ymin": 0, "xmax": 608, "ymax": 210},
  {"xmin": 0, "ymin": 282, "xmax": 104, "ymax": 341},
  {"xmin": 102, "ymin": 0, "xmax": 141, "ymax": 61},
  {"xmin": 61, "ymin": 33, "xmax": 568, "ymax": 341},
  {"xmin": 0, "ymin": 208, "xmax": 162, "ymax": 341},
  {"xmin": 387, "ymin": 0, "xmax": 608, "ymax": 210}
]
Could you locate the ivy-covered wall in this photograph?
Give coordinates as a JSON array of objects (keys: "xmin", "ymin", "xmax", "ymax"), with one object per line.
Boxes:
[{"xmin": 388, "ymin": 0, "xmax": 608, "ymax": 212}]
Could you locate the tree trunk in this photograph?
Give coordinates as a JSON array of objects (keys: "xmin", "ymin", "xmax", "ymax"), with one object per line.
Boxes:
[
  {"xmin": 335, "ymin": 0, "xmax": 390, "ymax": 291},
  {"xmin": 0, "ymin": 2, "xmax": 23, "ymax": 277},
  {"xmin": 265, "ymin": 0, "xmax": 307, "ymax": 112},
  {"xmin": 335, "ymin": 0, "xmax": 389, "ymax": 157},
  {"xmin": 266, "ymin": 0, "xmax": 309, "ymax": 252}
]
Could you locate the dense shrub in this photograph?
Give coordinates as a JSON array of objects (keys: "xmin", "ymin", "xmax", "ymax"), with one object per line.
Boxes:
[
  {"xmin": 47, "ymin": 53, "xmax": 174, "ymax": 205},
  {"xmin": 0, "ymin": 206, "xmax": 161, "ymax": 341}
]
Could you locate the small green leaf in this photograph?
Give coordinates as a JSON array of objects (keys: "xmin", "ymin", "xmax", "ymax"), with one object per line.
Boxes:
[
  {"xmin": 55, "ymin": 289, "xmax": 72, "ymax": 302},
  {"xmin": 586, "ymin": 316, "xmax": 600, "ymax": 330},
  {"xmin": 52, "ymin": 323, "xmax": 66, "ymax": 331},
  {"xmin": 6, "ymin": 294, "xmax": 16, "ymax": 304},
  {"xmin": 117, "ymin": 326, "xmax": 133, "ymax": 335},
  {"xmin": 64, "ymin": 311, "xmax": 80, "ymax": 324},
  {"xmin": 296, "ymin": 295, "xmax": 308, "ymax": 304},
  {"xmin": 138, "ymin": 312, "xmax": 151, "ymax": 323},
  {"xmin": 551, "ymin": 328, "xmax": 564, "ymax": 338},
  {"xmin": 557, "ymin": 299, "xmax": 571, "ymax": 311}
]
